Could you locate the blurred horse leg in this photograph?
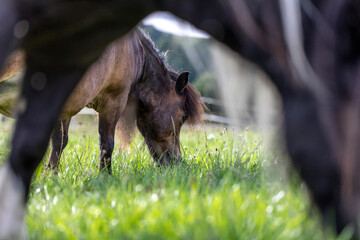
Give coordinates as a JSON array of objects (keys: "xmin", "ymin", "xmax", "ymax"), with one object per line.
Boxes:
[
  {"xmin": 0, "ymin": 65, "xmax": 83, "ymax": 239},
  {"xmin": 46, "ymin": 118, "xmax": 71, "ymax": 174},
  {"xmin": 0, "ymin": 0, "xmax": 18, "ymax": 67},
  {"xmin": 9, "ymin": 66, "xmax": 83, "ymax": 195},
  {"xmin": 0, "ymin": 1, "xmax": 24, "ymax": 239}
]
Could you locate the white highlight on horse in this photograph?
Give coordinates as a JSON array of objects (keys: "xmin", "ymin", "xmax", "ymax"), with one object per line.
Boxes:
[
  {"xmin": 0, "ymin": 165, "xmax": 27, "ymax": 240},
  {"xmin": 279, "ymin": 0, "xmax": 327, "ymax": 98}
]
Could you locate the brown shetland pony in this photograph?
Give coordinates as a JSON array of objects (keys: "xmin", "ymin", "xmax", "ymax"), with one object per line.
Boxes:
[
  {"xmin": 0, "ymin": 1, "xmax": 359, "ymax": 238},
  {"xmin": 0, "ymin": 28, "xmax": 205, "ymax": 174}
]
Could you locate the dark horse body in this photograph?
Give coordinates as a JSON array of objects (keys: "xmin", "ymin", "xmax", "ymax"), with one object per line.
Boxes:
[
  {"xmin": 0, "ymin": 0, "xmax": 359, "ymax": 238},
  {"xmin": 0, "ymin": 28, "xmax": 204, "ymax": 174}
]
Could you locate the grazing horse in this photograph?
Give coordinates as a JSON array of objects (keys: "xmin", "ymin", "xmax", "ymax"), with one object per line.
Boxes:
[
  {"xmin": 0, "ymin": 28, "xmax": 205, "ymax": 174},
  {"xmin": 0, "ymin": 0, "xmax": 359, "ymax": 238}
]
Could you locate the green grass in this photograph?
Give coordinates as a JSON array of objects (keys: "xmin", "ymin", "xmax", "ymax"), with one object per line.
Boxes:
[{"xmin": 0, "ymin": 118, "xmax": 348, "ymax": 239}]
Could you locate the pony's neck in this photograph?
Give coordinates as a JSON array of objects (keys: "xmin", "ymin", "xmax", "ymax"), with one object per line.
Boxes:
[{"xmin": 133, "ymin": 29, "xmax": 170, "ymax": 96}]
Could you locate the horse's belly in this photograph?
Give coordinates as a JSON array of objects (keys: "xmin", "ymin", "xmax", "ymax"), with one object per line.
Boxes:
[{"xmin": 59, "ymin": 79, "xmax": 101, "ymax": 118}]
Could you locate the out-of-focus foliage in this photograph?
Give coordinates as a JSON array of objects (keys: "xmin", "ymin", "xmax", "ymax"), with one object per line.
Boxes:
[{"xmin": 192, "ymin": 72, "xmax": 219, "ymax": 100}]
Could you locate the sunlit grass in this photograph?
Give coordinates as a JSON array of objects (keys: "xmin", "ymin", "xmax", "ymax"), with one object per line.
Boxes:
[{"xmin": 0, "ymin": 117, "xmax": 344, "ymax": 239}]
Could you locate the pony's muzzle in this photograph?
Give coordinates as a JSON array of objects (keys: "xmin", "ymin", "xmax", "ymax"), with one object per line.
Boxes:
[{"xmin": 158, "ymin": 151, "xmax": 181, "ymax": 166}]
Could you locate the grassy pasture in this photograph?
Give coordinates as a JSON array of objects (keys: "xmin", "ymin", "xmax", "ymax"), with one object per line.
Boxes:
[{"xmin": 0, "ymin": 117, "xmax": 349, "ymax": 239}]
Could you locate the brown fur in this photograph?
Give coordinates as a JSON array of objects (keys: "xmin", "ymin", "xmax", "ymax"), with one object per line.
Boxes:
[{"xmin": 0, "ymin": 50, "xmax": 24, "ymax": 83}]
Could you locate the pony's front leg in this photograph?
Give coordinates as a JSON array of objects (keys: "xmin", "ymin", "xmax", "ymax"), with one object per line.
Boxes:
[
  {"xmin": 46, "ymin": 118, "xmax": 71, "ymax": 174},
  {"xmin": 0, "ymin": 66, "xmax": 83, "ymax": 239},
  {"xmin": 98, "ymin": 110, "xmax": 121, "ymax": 174}
]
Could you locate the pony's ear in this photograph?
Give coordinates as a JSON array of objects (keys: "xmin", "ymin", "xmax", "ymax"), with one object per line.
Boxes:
[{"xmin": 175, "ymin": 71, "xmax": 189, "ymax": 94}]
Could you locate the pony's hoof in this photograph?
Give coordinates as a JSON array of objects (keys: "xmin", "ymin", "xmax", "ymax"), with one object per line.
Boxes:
[
  {"xmin": 45, "ymin": 164, "xmax": 58, "ymax": 175},
  {"xmin": 0, "ymin": 165, "xmax": 27, "ymax": 240}
]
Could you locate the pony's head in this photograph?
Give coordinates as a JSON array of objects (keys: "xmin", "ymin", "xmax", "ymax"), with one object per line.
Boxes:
[
  {"xmin": 136, "ymin": 70, "xmax": 205, "ymax": 165},
  {"xmin": 128, "ymin": 28, "xmax": 206, "ymax": 165}
]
